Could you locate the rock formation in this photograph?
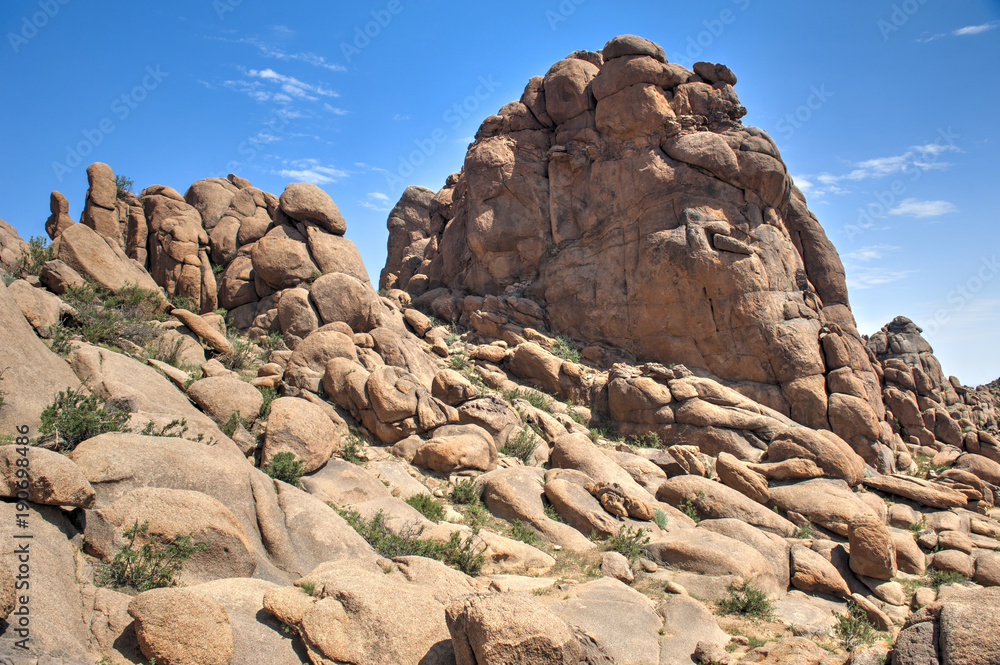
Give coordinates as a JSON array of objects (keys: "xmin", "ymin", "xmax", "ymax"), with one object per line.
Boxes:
[{"xmin": 0, "ymin": 33, "xmax": 998, "ymax": 665}]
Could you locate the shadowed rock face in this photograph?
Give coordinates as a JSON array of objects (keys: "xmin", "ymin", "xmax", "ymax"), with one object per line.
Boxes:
[{"xmin": 380, "ymin": 34, "xmax": 884, "ymax": 438}]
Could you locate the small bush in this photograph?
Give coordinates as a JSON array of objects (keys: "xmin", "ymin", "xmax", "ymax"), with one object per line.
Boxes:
[
  {"xmin": 168, "ymin": 293, "xmax": 198, "ymax": 312},
  {"xmin": 146, "ymin": 336, "xmax": 185, "ymax": 367},
  {"xmin": 788, "ymin": 525, "xmax": 813, "ymax": 539},
  {"xmin": 262, "ymin": 452, "xmax": 305, "ymax": 486},
  {"xmin": 257, "ymin": 386, "xmax": 278, "ymax": 420},
  {"xmin": 462, "ymin": 502, "xmax": 489, "ymax": 529},
  {"xmin": 137, "ymin": 418, "xmax": 201, "ymax": 442},
  {"xmin": 503, "ymin": 388, "xmax": 551, "ymax": 413},
  {"xmin": 509, "ymin": 519, "xmax": 538, "ymax": 545},
  {"xmin": 448, "ymin": 352, "xmax": 469, "ymax": 371},
  {"xmin": 258, "ymin": 332, "xmax": 286, "ymax": 352},
  {"xmin": 338, "ymin": 430, "xmax": 365, "ymax": 464},
  {"xmin": 499, "ymin": 428, "xmax": 538, "ymax": 464},
  {"xmin": 12, "ymin": 236, "xmax": 53, "ymax": 279},
  {"xmin": 218, "ymin": 337, "xmax": 259, "ymax": 371},
  {"xmin": 627, "ymin": 431, "xmax": 663, "ymax": 449},
  {"xmin": 551, "ymin": 336, "xmax": 581, "ymax": 363},
  {"xmin": 908, "ymin": 516, "xmax": 927, "ymax": 534},
  {"xmin": 406, "ymin": 493, "xmax": 445, "ymax": 522},
  {"xmin": 96, "ymin": 520, "xmax": 206, "ymax": 593},
  {"xmin": 220, "ymin": 412, "xmax": 253, "ymax": 438},
  {"xmin": 114, "ymin": 174, "xmax": 134, "ymax": 199},
  {"xmin": 39, "ymin": 388, "xmax": 131, "ymax": 452},
  {"xmin": 544, "ymin": 502, "xmax": 565, "ymax": 523},
  {"xmin": 653, "ymin": 509, "xmax": 668, "ymax": 530},
  {"xmin": 61, "ymin": 282, "xmax": 164, "ymax": 349},
  {"xmin": 928, "ymin": 568, "xmax": 968, "ymax": 589},
  {"xmin": 680, "ymin": 497, "xmax": 701, "ymax": 523},
  {"xmin": 718, "ymin": 580, "xmax": 774, "ymax": 620},
  {"xmin": 339, "ymin": 509, "xmax": 485, "ymax": 576},
  {"xmin": 604, "ymin": 525, "xmax": 650, "ymax": 564},
  {"xmin": 452, "ymin": 478, "xmax": 481, "ymax": 506},
  {"xmin": 299, "ymin": 581, "xmax": 316, "ymax": 596},
  {"xmin": 834, "ymin": 602, "xmax": 880, "ymax": 649}
]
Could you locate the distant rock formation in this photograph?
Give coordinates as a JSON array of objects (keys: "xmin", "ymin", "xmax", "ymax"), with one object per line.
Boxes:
[{"xmin": 380, "ymin": 34, "xmax": 884, "ymax": 454}]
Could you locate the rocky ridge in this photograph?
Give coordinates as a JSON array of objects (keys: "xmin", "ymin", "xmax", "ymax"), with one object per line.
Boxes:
[{"xmin": 0, "ymin": 33, "xmax": 997, "ymax": 665}]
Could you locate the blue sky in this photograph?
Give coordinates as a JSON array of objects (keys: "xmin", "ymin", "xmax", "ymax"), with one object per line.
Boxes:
[{"xmin": 1, "ymin": 0, "xmax": 998, "ymax": 384}]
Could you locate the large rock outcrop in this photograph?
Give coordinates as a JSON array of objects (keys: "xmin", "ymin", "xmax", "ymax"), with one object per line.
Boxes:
[{"xmin": 379, "ymin": 35, "xmax": 885, "ymax": 449}]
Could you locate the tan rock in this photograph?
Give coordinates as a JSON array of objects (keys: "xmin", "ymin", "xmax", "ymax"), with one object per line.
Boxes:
[
  {"xmin": 715, "ymin": 452, "xmax": 769, "ymax": 504},
  {"xmin": 0, "ymin": 445, "xmax": 95, "ymax": 507},
  {"xmin": 0, "ymin": 560, "xmax": 13, "ymax": 620},
  {"xmin": 769, "ymin": 478, "xmax": 878, "ymax": 536},
  {"xmin": 262, "ymin": 397, "xmax": 342, "ymax": 473},
  {"xmin": 790, "ymin": 544, "xmax": 851, "ymax": 598},
  {"xmin": 250, "ymin": 237, "xmax": 319, "ymax": 290},
  {"xmin": 848, "ymin": 514, "xmax": 897, "ymax": 580},
  {"xmin": 187, "ymin": 376, "xmax": 264, "ymax": 423},
  {"xmin": 766, "ymin": 427, "xmax": 865, "ymax": 486},
  {"xmin": 656, "ymin": 475, "xmax": 795, "ymax": 536},
  {"xmin": 862, "ymin": 474, "xmax": 968, "ymax": 509},
  {"xmin": 129, "ymin": 587, "xmax": 235, "ymax": 665},
  {"xmin": 279, "ymin": 183, "xmax": 347, "ymax": 235}
]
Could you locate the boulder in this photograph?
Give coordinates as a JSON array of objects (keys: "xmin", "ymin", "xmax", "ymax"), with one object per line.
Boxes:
[
  {"xmin": 768, "ymin": 478, "xmax": 877, "ymax": 536},
  {"xmin": 862, "ymin": 474, "xmax": 968, "ymax": 509},
  {"xmin": 446, "ymin": 592, "xmax": 584, "ymax": 665},
  {"xmin": 0, "ymin": 445, "xmax": 95, "ymax": 507},
  {"xmin": 51, "ymin": 222, "xmax": 161, "ymax": 294},
  {"xmin": 188, "ymin": 375, "xmax": 264, "ymax": 423},
  {"xmin": 129, "ymin": 587, "xmax": 235, "ymax": 665},
  {"xmin": 413, "ymin": 423, "xmax": 497, "ymax": 473},
  {"xmin": 45, "ymin": 190, "xmax": 76, "ymax": 239},
  {"xmin": 656, "ymin": 475, "xmax": 795, "ymax": 536},
  {"xmin": 311, "ymin": 272, "xmax": 381, "ymax": 331},
  {"xmin": 715, "ymin": 452, "xmax": 769, "ymax": 504},
  {"xmin": 790, "ymin": 544, "xmax": 851, "ymax": 598},
  {"xmin": 766, "ymin": 427, "xmax": 865, "ymax": 486},
  {"xmin": 251, "ymin": 237, "xmax": 320, "ymax": 290},
  {"xmin": 262, "ymin": 397, "xmax": 342, "ymax": 474},
  {"xmin": 657, "ymin": 594, "xmax": 730, "ymax": 665},
  {"xmin": 848, "ymin": 514, "xmax": 897, "ymax": 580},
  {"xmin": 279, "ymin": 183, "xmax": 347, "ymax": 235}
]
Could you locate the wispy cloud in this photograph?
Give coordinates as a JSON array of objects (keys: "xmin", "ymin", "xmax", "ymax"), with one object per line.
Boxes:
[
  {"xmin": 360, "ymin": 191, "xmax": 392, "ymax": 212},
  {"xmin": 323, "ymin": 103, "xmax": 349, "ymax": 115},
  {"xmin": 887, "ymin": 198, "xmax": 957, "ymax": 218},
  {"xmin": 918, "ymin": 21, "xmax": 999, "ymax": 42},
  {"xmin": 846, "ymin": 267, "xmax": 915, "ymax": 289},
  {"xmin": 845, "ymin": 245, "xmax": 900, "ymax": 262},
  {"xmin": 277, "ymin": 158, "xmax": 348, "ymax": 185},
  {"xmin": 210, "ymin": 34, "xmax": 347, "ymax": 72},
  {"xmin": 798, "ymin": 143, "xmax": 960, "ymax": 198},
  {"xmin": 248, "ymin": 68, "xmax": 338, "ymax": 100}
]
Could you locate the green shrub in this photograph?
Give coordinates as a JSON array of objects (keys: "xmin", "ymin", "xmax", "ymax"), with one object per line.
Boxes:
[
  {"xmin": 406, "ymin": 493, "xmax": 445, "ymax": 522},
  {"xmin": 338, "ymin": 509, "xmax": 485, "ymax": 575},
  {"xmin": 789, "ymin": 525, "xmax": 813, "ymax": 539},
  {"xmin": 509, "ymin": 519, "xmax": 538, "ymax": 545},
  {"xmin": 503, "ymin": 388, "xmax": 551, "ymax": 413},
  {"xmin": 928, "ymin": 568, "xmax": 968, "ymax": 589},
  {"xmin": 168, "ymin": 293, "xmax": 198, "ymax": 312},
  {"xmin": 114, "ymin": 174, "xmax": 134, "ymax": 199},
  {"xmin": 60, "ymin": 282, "xmax": 165, "ymax": 349},
  {"xmin": 448, "ymin": 352, "xmax": 469, "ymax": 371},
  {"xmin": 299, "ymin": 581, "xmax": 316, "ymax": 596},
  {"xmin": 39, "ymin": 388, "xmax": 131, "ymax": 452},
  {"xmin": 220, "ymin": 412, "xmax": 253, "ymax": 438},
  {"xmin": 258, "ymin": 332, "xmax": 286, "ymax": 351},
  {"xmin": 627, "ymin": 431, "xmax": 663, "ymax": 449},
  {"xmin": 499, "ymin": 428, "xmax": 538, "ymax": 464},
  {"xmin": 908, "ymin": 516, "xmax": 927, "ymax": 534},
  {"xmin": 96, "ymin": 520, "xmax": 206, "ymax": 592},
  {"xmin": 604, "ymin": 525, "xmax": 650, "ymax": 564},
  {"xmin": 544, "ymin": 502, "xmax": 564, "ymax": 523},
  {"xmin": 680, "ymin": 497, "xmax": 701, "ymax": 523},
  {"xmin": 718, "ymin": 580, "xmax": 774, "ymax": 620},
  {"xmin": 338, "ymin": 430, "xmax": 365, "ymax": 464},
  {"xmin": 12, "ymin": 236, "xmax": 53, "ymax": 279},
  {"xmin": 551, "ymin": 336, "xmax": 581, "ymax": 363},
  {"xmin": 262, "ymin": 452, "xmax": 305, "ymax": 486},
  {"xmin": 834, "ymin": 602, "xmax": 880, "ymax": 649},
  {"xmin": 451, "ymin": 478, "xmax": 481, "ymax": 506},
  {"xmin": 219, "ymin": 337, "xmax": 259, "ymax": 371},
  {"xmin": 653, "ymin": 509, "xmax": 668, "ymax": 530},
  {"xmin": 257, "ymin": 386, "xmax": 278, "ymax": 420},
  {"xmin": 137, "ymin": 418, "xmax": 203, "ymax": 442},
  {"xmin": 146, "ymin": 336, "xmax": 185, "ymax": 367}
]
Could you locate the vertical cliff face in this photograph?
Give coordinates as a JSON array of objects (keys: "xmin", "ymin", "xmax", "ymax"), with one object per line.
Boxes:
[{"xmin": 381, "ymin": 35, "xmax": 886, "ymax": 451}]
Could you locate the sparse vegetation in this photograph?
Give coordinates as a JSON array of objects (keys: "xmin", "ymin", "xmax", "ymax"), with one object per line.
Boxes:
[
  {"xmin": 448, "ymin": 352, "xmax": 469, "ymax": 371},
  {"xmin": 788, "ymin": 525, "xmax": 813, "ymax": 539},
  {"xmin": 220, "ymin": 412, "xmax": 253, "ymax": 438},
  {"xmin": 405, "ymin": 493, "xmax": 445, "ymax": 522},
  {"xmin": 680, "ymin": 496, "xmax": 702, "ymax": 523},
  {"xmin": 11, "ymin": 236, "xmax": 53, "ymax": 279},
  {"xmin": 718, "ymin": 580, "xmax": 774, "ymax": 620},
  {"xmin": 908, "ymin": 516, "xmax": 927, "ymax": 534},
  {"xmin": 167, "ymin": 293, "xmax": 198, "ymax": 312},
  {"xmin": 96, "ymin": 520, "xmax": 206, "ymax": 593},
  {"xmin": 544, "ymin": 502, "xmax": 565, "ymax": 523},
  {"xmin": 604, "ymin": 525, "xmax": 650, "ymax": 563},
  {"xmin": 551, "ymin": 336, "xmax": 581, "ymax": 363},
  {"xmin": 499, "ymin": 428, "xmax": 538, "ymax": 464},
  {"xmin": 928, "ymin": 568, "xmax": 968, "ymax": 589},
  {"xmin": 653, "ymin": 509, "xmax": 668, "ymax": 530},
  {"xmin": 509, "ymin": 519, "xmax": 539, "ymax": 545},
  {"xmin": 627, "ymin": 431, "xmax": 663, "ymax": 449},
  {"xmin": 338, "ymin": 509, "xmax": 485, "ymax": 576},
  {"xmin": 257, "ymin": 386, "xmax": 278, "ymax": 420},
  {"xmin": 833, "ymin": 602, "xmax": 881, "ymax": 649},
  {"xmin": 57, "ymin": 282, "xmax": 165, "ymax": 350},
  {"xmin": 114, "ymin": 174, "xmax": 134, "ymax": 199},
  {"xmin": 299, "ymin": 581, "xmax": 316, "ymax": 596},
  {"xmin": 262, "ymin": 451, "xmax": 305, "ymax": 486},
  {"xmin": 503, "ymin": 387, "xmax": 552, "ymax": 412},
  {"xmin": 451, "ymin": 478, "xmax": 481, "ymax": 506},
  {"xmin": 338, "ymin": 430, "xmax": 365, "ymax": 464},
  {"xmin": 39, "ymin": 388, "xmax": 131, "ymax": 452},
  {"xmin": 218, "ymin": 336, "xmax": 259, "ymax": 371}
]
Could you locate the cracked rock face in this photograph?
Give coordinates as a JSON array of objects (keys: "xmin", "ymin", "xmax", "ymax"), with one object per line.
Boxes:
[{"xmin": 380, "ymin": 34, "xmax": 883, "ymax": 441}]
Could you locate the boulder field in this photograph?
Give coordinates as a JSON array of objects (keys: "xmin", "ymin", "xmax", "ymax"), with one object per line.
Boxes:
[{"xmin": 0, "ymin": 33, "xmax": 998, "ymax": 665}]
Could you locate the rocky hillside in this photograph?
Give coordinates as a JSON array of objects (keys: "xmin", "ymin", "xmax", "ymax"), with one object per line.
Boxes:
[{"xmin": 0, "ymin": 33, "xmax": 998, "ymax": 665}]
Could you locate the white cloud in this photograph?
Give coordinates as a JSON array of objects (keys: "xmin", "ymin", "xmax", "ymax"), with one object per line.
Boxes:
[
  {"xmin": 248, "ymin": 68, "xmax": 338, "ymax": 101},
  {"xmin": 323, "ymin": 103, "xmax": 349, "ymax": 115},
  {"xmin": 277, "ymin": 159, "xmax": 348, "ymax": 185},
  {"xmin": 846, "ymin": 268, "xmax": 915, "ymax": 289},
  {"xmin": 845, "ymin": 245, "xmax": 900, "ymax": 262},
  {"xmin": 360, "ymin": 192, "xmax": 393, "ymax": 212},
  {"xmin": 368, "ymin": 192, "xmax": 390, "ymax": 202},
  {"xmin": 887, "ymin": 198, "xmax": 957, "ymax": 218},
  {"xmin": 953, "ymin": 22, "xmax": 998, "ymax": 36},
  {"xmin": 801, "ymin": 142, "xmax": 960, "ymax": 198}
]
